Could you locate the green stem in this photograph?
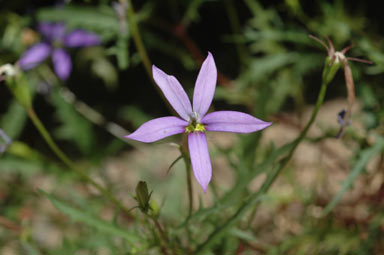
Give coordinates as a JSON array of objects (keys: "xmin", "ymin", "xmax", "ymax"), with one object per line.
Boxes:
[
  {"xmin": 126, "ymin": 0, "xmax": 152, "ymax": 79},
  {"xmin": 186, "ymin": 160, "xmax": 194, "ymax": 217},
  {"xmin": 194, "ymin": 80, "xmax": 329, "ymax": 254},
  {"xmin": 180, "ymin": 138, "xmax": 194, "ymax": 218},
  {"xmin": 27, "ymin": 108, "xmax": 74, "ymax": 168},
  {"xmin": 184, "ymin": 158, "xmax": 194, "ymax": 246},
  {"xmin": 150, "ymin": 216, "xmax": 173, "ymax": 255},
  {"xmin": 125, "ymin": 0, "xmax": 177, "ymax": 116},
  {"xmin": 27, "ymin": 108, "xmax": 132, "ymax": 215}
]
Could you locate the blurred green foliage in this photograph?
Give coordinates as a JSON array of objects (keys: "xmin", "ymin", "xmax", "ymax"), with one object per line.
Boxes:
[{"xmin": 1, "ymin": 0, "xmax": 384, "ymax": 254}]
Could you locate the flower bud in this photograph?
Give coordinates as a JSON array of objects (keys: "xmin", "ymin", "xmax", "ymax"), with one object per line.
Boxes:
[
  {"xmin": 322, "ymin": 56, "xmax": 342, "ymax": 85},
  {"xmin": 135, "ymin": 181, "xmax": 152, "ymax": 214},
  {"xmin": 1, "ymin": 64, "xmax": 32, "ymax": 108}
]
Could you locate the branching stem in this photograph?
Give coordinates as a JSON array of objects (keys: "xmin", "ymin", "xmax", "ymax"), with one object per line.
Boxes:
[{"xmin": 195, "ymin": 79, "xmax": 329, "ymax": 254}]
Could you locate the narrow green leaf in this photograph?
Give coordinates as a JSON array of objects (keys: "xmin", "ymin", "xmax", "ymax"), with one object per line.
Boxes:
[
  {"xmin": 323, "ymin": 137, "xmax": 384, "ymax": 215},
  {"xmin": 41, "ymin": 191, "xmax": 144, "ymax": 246},
  {"xmin": 116, "ymin": 35, "xmax": 130, "ymax": 70},
  {"xmin": 37, "ymin": 6, "xmax": 119, "ymax": 39},
  {"xmin": 230, "ymin": 228, "xmax": 258, "ymax": 242}
]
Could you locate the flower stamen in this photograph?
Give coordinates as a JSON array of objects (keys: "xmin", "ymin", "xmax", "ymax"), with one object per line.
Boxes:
[{"xmin": 185, "ymin": 119, "xmax": 206, "ymax": 133}]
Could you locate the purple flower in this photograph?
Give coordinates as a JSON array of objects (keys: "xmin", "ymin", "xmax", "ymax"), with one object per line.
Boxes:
[
  {"xmin": 125, "ymin": 53, "xmax": 272, "ymax": 192},
  {"xmin": 0, "ymin": 128, "xmax": 12, "ymax": 154},
  {"xmin": 18, "ymin": 23, "xmax": 100, "ymax": 80}
]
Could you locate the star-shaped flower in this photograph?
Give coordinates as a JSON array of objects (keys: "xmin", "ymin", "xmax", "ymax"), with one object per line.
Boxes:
[
  {"xmin": 125, "ymin": 52, "xmax": 272, "ymax": 192},
  {"xmin": 18, "ymin": 22, "xmax": 100, "ymax": 80}
]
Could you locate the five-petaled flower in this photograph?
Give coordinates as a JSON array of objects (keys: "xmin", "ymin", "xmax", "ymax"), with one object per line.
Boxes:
[
  {"xmin": 125, "ymin": 53, "xmax": 272, "ymax": 192},
  {"xmin": 18, "ymin": 22, "xmax": 100, "ymax": 80}
]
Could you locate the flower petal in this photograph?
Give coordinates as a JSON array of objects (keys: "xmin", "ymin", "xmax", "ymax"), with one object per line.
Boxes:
[
  {"xmin": 152, "ymin": 65, "xmax": 192, "ymax": 121},
  {"xmin": 18, "ymin": 43, "xmax": 51, "ymax": 70},
  {"xmin": 202, "ymin": 111, "xmax": 272, "ymax": 133},
  {"xmin": 63, "ymin": 29, "xmax": 101, "ymax": 47},
  {"xmin": 38, "ymin": 22, "xmax": 66, "ymax": 42},
  {"xmin": 125, "ymin": 116, "xmax": 188, "ymax": 143},
  {"xmin": 188, "ymin": 132, "xmax": 212, "ymax": 192},
  {"xmin": 52, "ymin": 48, "xmax": 72, "ymax": 80},
  {"xmin": 192, "ymin": 52, "xmax": 217, "ymax": 119}
]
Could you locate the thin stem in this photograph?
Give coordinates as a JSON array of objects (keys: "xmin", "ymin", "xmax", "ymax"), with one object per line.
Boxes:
[
  {"xmin": 57, "ymin": 86, "xmax": 143, "ymax": 149},
  {"xmin": 180, "ymin": 137, "xmax": 194, "ymax": 217},
  {"xmin": 125, "ymin": 0, "xmax": 179, "ymax": 116},
  {"xmin": 37, "ymin": 66, "xmax": 143, "ymax": 150},
  {"xmin": 150, "ymin": 216, "xmax": 172, "ymax": 255},
  {"xmin": 0, "ymin": 215, "xmax": 22, "ymax": 233},
  {"xmin": 179, "ymin": 140, "xmax": 193, "ymax": 247},
  {"xmin": 224, "ymin": 0, "xmax": 248, "ymax": 67},
  {"xmin": 28, "ymin": 108, "xmax": 74, "ymax": 168},
  {"xmin": 186, "ymin": 160, "xmax": 194, "ymax": 217},
  {"xmin": 27, "ymin": 108, "xmax": 133, "ymax": 216},
  {"xmin": 172, "ymin": 23, "xmax": 232, "ymax": 87},
  {"xmin": 126, "ymin": 0, "xmax": 152, "ymax": 79},
  {"xmin": 282, "ymin": 79, "xmax": 328, "ymax": 162},
  {"xmin": 194, "ymin": 80, "xmax": 329, "ymax": 254}
]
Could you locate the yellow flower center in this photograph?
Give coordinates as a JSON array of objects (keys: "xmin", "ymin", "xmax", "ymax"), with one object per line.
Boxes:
[{"xmin": 185, "ymin": 120, "xmax": 206, "ymax": 133}]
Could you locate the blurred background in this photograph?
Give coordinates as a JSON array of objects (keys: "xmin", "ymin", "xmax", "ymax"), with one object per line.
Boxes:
[{"xmin": 1, "ymin": 0, "xmax": 384, "ymax": 254}]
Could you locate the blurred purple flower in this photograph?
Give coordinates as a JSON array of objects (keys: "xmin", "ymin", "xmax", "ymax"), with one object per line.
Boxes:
[
  {"xmin": 18, "ymin": 23, "xmax": 100, "ymax": 80},
  {"xmin": 125, "ymin": 52, "xmax": 272, "ymax": 192},
  {"xmin": 0, "ymin": 128, "xmax": 12, "ymax": 154}
]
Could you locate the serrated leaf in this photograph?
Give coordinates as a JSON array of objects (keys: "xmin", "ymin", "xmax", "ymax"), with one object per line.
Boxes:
[
  {"xmin": 0, "ymin": 100, "xmax": 27, "ymax": 139},
  {"xmin": 51, "ymin": 88, "xmax": 95, "ymax": 154},
  {"xmin": 91, "ymin": 58, "xmax": 118, "ymax": 89},
  {"xmin": 247, "ymin": 53, "xmax": 298, "ymax": 83}
]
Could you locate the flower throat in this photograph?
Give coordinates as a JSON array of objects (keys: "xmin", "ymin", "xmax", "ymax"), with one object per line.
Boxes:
[{"xmin": 185, "ymin": 118, "xmax": 205, "ymax": 133}]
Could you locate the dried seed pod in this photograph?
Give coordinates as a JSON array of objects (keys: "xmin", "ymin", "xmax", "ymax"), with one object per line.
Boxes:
[{"xmin": 309, "ymin": 35, "xmax": 372, "ymax": 137}]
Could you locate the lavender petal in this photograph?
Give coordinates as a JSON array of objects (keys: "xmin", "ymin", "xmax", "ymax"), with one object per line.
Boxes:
[
  {"xmin": 38, "ymin": 22, "xmax": 66, "ymax": 42},
  {"xmin": 125, "ymin": 116, "xmax": 188, "ymax": 143},
  {"xmin": 188, "ymin": 132, "xmax": 212, "ymax": 192},
  {"xmin": 192, "ymin": 52, "xmax": 217, "ymax": 119},
  {"xmin": 64, "ymin": 29, "xmax": 101, "ymax": 48},
  {"xmin": 152, "ymin": 65, "xmax": 193, "ymax": 121},
  {"xmin": 18, "ymin": 43, "xmax": 51, "ymax": 70},
  {"xmin": 52, "ymin": 48, "xmax": 72, "ymax": 80},
  {"xmin": 202, "ymin": 111, "xmax": 272, "ymax": 133}
]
